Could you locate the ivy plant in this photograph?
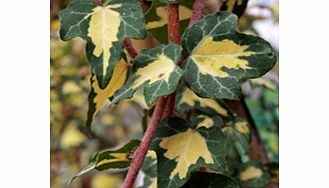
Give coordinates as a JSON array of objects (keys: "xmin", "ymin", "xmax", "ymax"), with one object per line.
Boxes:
[{"xmin": 58, "ymin": 0, "xmax": 278, "ymax": 187}]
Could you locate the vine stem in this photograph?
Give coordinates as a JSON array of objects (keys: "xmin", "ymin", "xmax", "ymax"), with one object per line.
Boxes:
[
  {"xmin": 123, "ymin": 97, "xmax": 167, "ymax": 188},
  {"xmin": 163, "ymin": 0, "xmax": 204, "ymax": 117},
  {"xmin": 163, "ymin": 3, "xmax": 181, "ymax": 117},
  {"xmin": 123, "ymin": 39, "xmax": 138, "ymax": 58},
  {"xmin": 189, "ymin": 0, "xmax": 204, "ymax": 27},
  {"xmin": 123, "ymin": 1, "xmax": 205, "ymax": 186}
]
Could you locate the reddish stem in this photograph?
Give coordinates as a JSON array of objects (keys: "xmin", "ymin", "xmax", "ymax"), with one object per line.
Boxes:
[
  {"xmin": 164, "ymin": 0, "xmax": 204, "ymax": 117},
  {"xmin": 122, "ymin": 1, "xmax": 205, "ymax": 186},
  {"xmin": 189, "ymin": 0, "xmax": 204, "ymax": 27},
  {"xmin": 162, "ymin": 3, "xmax": 181, "ymax": 117},
  {"xmin": 123, "ymin": 97, "xmax": 167, "ymax": 188},
  {"xmin": 167, "ymin": 4, "xmax": 181, "ymax": 44},
  {"xmin": 123, "ymin": 39, "xmax": 138, "ymax": 58}
]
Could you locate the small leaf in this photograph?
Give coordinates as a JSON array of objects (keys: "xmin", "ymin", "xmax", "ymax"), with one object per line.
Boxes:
[
  {"xmin": 151, "ymin": 117, "xmax": 230, "ymax": 188},
  {"xmin": 86, "ymin": 58, "xmax": 128, "ymax": 132},
  {"xmin": 140, "ymin": 151, "xmax": 158, "ymax": 188},
  {"xmin": 176, "ymin": 87, "xmax": 230, "ymax": 117},
  {"xmin": 59, "ymin": 0, "xmax": 146, "ymax": 88},
  {"xmin": 184, "ymin": 172, "xmax": 240, "ymax": 188},
  {"xmin": 145, "ymin": 0, "xmax": 193, "ymax": 43},
  {"xmin": 69, "ymin": 139, "xmax": 140, "ymax": 185},
  {"xmin": 222, "ymin": 119, "xmax": 251, "ymax": 162},
  {"xmin": 113, "ymin": 43, "xmax": 183, "ymax": 106},
  {"xmin": 238, "ymin": 161, "xmax": 271, "ymax": 188},
  {"xmin": 220, "ymin": 0, "xmax": 249, "ymax": 17},
  {"xmin": 181, "ymin": 12, "xmax": 277, "ymax": 100}
]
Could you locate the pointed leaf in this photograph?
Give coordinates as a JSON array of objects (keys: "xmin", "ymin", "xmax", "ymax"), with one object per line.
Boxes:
[
  {"xmin": 176, "ymin": 87, "xmax": 230, "ymax": 117},
  {"xmin": 69, "ymin": 139, "xmax": 140, "ymax": 185},
  {"xmin": 113, "ymin": 43, "xmax": 183, "ymax": 106},
  {"xmin": 181, "ymin": 12, "xmax": 277, "ymax": 100},
  {"xmin": 145, "ymin": 0, "xmax": 193, "ymax": 43},
  {"xmin": 86, "ymin": 58, "xmax": 128, "ymax": 131},
  {"xmin": 220, "ymin": 0, "xmax": 249, "ymax": 17},
  {"xmin": 59, "ymin": 0, "xmax": 146, "ymax": 88},
  {"xmin": 150, "ymin": 117, "xmax": 230, "ymax": 188},
  {"xmin": 238, "ymin": 161, "xmax": 271, "ymax": 188}
]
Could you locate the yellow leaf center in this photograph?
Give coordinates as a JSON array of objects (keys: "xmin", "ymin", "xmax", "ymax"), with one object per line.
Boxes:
[
  {"xmin": 88, "ymin": 4, "xmax": 122, "ymax": 76},
  {"xmin": 179, "ymin": 88, "xmax": 228, "ymax": 116},
  {"xmin": 235, "ymin": 121, "xmax": 249, "ymax": 134},
  {"xmin": 132, "ymin": 53, "xmax": 175, "ymax": 89},
  {"xmin": 239, "ymin": 166, "xmax": 263, "ymax": 181},
  {"xmin": 92, "ymin": 59, "xmax": 127, "ymax": 113},
  {"xmin": 159, "ymin": 128, "xmax": 214, "ymax": 179},
  {"xmin": 96, "ymin": 153, "xmax": 129, "ymax": 167},
  {"xmin": 191, "ymin": 37, "xmax": 254, "ymax": 78}
]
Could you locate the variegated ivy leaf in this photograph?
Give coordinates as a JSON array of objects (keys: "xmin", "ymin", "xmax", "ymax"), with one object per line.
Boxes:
[
  {"xmin": 190, "ymin": 114, "xmax": 223, "ymax": 129},
  {"xmin": 220, "ymin": 0, "xmax": 249, "ymax": 18},
  {"xmin": 59, "ymin": 0, "xmax": 146, "ymax": 88},
  {"xmin": 69, "ymin": 139, "xmax": 140, "ymax": 185},
  {"xmin": 238, "ymin": 161, "xmax": 271, "ymax": 188},
  {"xmin": 140, "ymin": 151, "xmax": 158, "ymax": 188},
  {"xmin": 112, "ymin": 43, "xmax": 183, "ymax": 106},
  {"xmin": 176, "ymin": 87, "xmax": 231, "ymax": 117},
  {"xmin": 150, "ymin": 117, "xmax": 230, "ymax": 188},
  {"xmin": 184, "ymin": 172, "xmax": 239, "ymax": 188},
  {"xmin": 181, "ymin": 12, "xmax": 277, "ymax": 100},
  {"xmin": 86, "ymin": 58, "xmax": 128, "ymax": 132},
  {"xmin": 222, "ymin": 119, "xmax": 251, "ymax": 162},
  {"xmin": 145, "ymin": 0, "xmax": 193, "ymax": 43}
]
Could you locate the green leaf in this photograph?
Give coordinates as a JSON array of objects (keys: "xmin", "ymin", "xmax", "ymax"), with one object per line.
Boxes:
[
  {"xmin": 223, "ymin": 119, "xmax": 251, "ymax": 162},
  {"xmin": 68, "ymin": 139, "xmax": 140, "ymax": 185},
  {"xmin": 238, "ymin": 161, "xmax": 271, "ymax": 188},
  {"xmin": 150, "ymin": 117, "xmax": 230, "ymax": 188},
  {"xmin": 59, "ymin": 0, "xmax": 146, "ymax": 88},
  {"xmin": 145, "ymin": 0, "xmax": 193, "ymax": 43},
  {"xmin": 220, "ymin": 0, "xmax": 249, "ymax": 17},
  {"xmin": 184, "ymin": 172, "xmax": 240, "ymax": 188},
  {"xmin": 181, "ymin": 12, "xmax": 277, "ymax": 100},
  {"xmin": 86, "ymin": 58, "xmax": 128, "ymax": 132},
  {"xmin": 176, "ymin": 87, "xmax": 231, "ymax": 117},
  {"xmin": 140, "ymin": 151, "xmax": 158, "ymax": 188},
  {"xmin": 112, "ymin": 43, "xmax": 183, "ymax": 106}
]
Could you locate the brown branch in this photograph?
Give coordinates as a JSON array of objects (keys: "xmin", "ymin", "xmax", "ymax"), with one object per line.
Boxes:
[{"xmin": 122, "ymin": 97, "xmax": 167, "ymax": 188}]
